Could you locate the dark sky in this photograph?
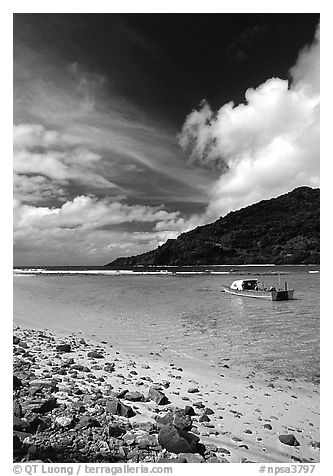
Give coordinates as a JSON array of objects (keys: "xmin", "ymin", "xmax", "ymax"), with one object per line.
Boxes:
[
  {"xmin": 13, "ymin": 13, "xmax": 320, "ymax": 265},
  {"xmin": 14, "ymin": 13, "xmax": 319, "ymax": 126}
]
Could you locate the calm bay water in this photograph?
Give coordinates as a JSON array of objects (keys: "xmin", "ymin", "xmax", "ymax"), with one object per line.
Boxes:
[{"xmin": 13, "ymin": 266, "xmax": 320, "ymax": 384}]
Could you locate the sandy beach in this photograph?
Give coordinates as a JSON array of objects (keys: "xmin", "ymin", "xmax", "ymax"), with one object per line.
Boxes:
[{"xmin": 13, "ymin": 325, "xmax": 320, "ymax": 464}]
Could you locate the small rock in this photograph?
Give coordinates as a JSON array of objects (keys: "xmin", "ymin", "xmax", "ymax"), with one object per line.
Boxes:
[
  {"xmin": 279, "ymin": 434, "xmax": 300, "ymax": 447},
  {"xmin": 56, "ymin": 344, "xmax": 71, "ymax": 353},
  {"xmin": 13, "ymin": 375, "xmax": 22, "ymax": 389},
  {"xmin": 218, "ymin": 447, "xmax": 231, "ymax": 455},
  {"xmin": 55, "ymin": 416, "xmax": 73, "ymax": 427},
  {"xmin": 148, "ymin": 387, "xmax": 169, "ymax": 405},
  {"xmin": 133, "ymin": 421, "xmax": 157, "ymax": 433},
  {"xmin": 188, "ymin": 387, "xmax": 199, "ymax": 394},
  {"xmin": 87, "ymin": 351, "xmax": 104, "ymax": 359},
  {"xmin": 193, "ymin": 401, "xmax": 204, "ymax": 409},
  {"xmin": 179, "ymin": 452, "xmax": 205, "ymax": 463},
  {"xmin": 125, "ymin": 391, "xmax": 145, "ymax": 402},
  {"xmin": 76, "ymin": 416, "xmax": 100, "ymax": 428},
  {"xmin": 184, "ymin": 405, "xmax": 195, "ymax": 416},
  {"xmin": 207, "ymin": 457, "xmax": 229, "ymax": 463},
  {"xmin": 106, "ymin": 398, "xmax": 135, "ymax": 418},
  {"xmin": 13, "ymin": 400, "xmax": 22, "ymax": 418},
  {"xmin": 29, "ymin": 379, "xmax": 57, "ymax": 390},
  {"xmin": 108, "ymin": 424, "xmax": 126, "ymax": 437},
  {"xmin": 135, "ymin": 434, "xmax": 159, "ymax": 449},
  {"xmin": 199, "ymin": 414, "xmax": 210, "ymax": 422},
  {"xmin": 309, "ymin": 440, "xmax": 320, "ymax": 449},
  {"xmin": 13, "ymin": 416, "xmax": 30, "ymax": 432}
]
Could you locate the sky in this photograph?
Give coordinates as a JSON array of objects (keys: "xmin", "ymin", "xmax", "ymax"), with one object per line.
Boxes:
[{"xmin": 13, "ymin": 13, "xmax": 320, "ymax": 266}]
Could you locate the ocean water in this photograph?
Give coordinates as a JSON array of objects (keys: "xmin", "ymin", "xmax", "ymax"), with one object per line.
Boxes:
[{"xmin": 13, "ymin": 266, "xmax": 320, "ymax": 384}]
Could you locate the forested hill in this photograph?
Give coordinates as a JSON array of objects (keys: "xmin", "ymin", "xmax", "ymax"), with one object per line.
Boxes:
[{"xmin": 106, "ymin": 187, "xmax": 320, "ymax": 267}]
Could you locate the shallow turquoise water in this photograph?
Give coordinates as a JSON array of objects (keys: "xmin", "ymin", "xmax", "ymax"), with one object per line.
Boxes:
[{"xmin": 13, "ymin": 267, "xmax": 319, "ymax": 383}]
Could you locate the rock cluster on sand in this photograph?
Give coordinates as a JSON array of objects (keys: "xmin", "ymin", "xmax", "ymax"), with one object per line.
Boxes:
[
  {"xmin": 13, "ymin": 328, "xmax": 226, "ymax": 463},
  {"xmin": 13, "ymin": 327, "xmax": 320, "ymax": 464}
]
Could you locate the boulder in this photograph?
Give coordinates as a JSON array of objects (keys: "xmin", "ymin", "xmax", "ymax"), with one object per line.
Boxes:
[
  {"xmin": 158, "ymin": 424, "xmax": 202, "ymax": 454},
  {"xmin": 148, "ymin": 387, "xmax": 169, "ymax": 405},
  {"xmin": 279, "ymin": 434, "xmax": 300, "ymax": 446}
]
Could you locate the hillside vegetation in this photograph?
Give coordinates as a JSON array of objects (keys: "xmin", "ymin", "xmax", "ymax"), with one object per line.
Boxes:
[{"xmin": 106, "ymin": 187, "xmax": 320, "ymax": 267}]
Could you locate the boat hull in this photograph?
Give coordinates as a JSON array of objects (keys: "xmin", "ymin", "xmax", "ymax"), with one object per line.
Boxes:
[{"xmin": 222, "ymin": 286, "xmax": 294, "ymax": 301}]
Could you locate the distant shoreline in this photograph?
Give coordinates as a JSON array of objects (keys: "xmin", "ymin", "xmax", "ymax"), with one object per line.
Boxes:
[{"xmin": 13, "ymin": 264, "xmax": 320, "ymax": 277}]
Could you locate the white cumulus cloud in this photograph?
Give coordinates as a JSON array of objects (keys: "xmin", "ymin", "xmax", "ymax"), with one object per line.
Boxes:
[{"xmin": 178, "ymin": 26, "xmax": 320, "ymax": 219}]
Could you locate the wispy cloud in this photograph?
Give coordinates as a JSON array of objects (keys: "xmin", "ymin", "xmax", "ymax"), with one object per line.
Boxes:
[
  {"xmin": 13, "ymin": 41, "xmax": 211, "ymax": 264},
  {"xmin": 14, "ymin": 123, "xmax": 118, "ymax": 191}
]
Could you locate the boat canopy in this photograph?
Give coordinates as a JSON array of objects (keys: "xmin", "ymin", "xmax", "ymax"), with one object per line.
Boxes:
[{"xmin": 230, "ymin": 279, "xmax": 258, "ymax": 290}]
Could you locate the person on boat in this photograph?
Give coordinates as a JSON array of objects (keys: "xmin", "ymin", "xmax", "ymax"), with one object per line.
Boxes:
[{"xmin": 254, "ymin": 284, "xmax": 259, "ymax": 291}]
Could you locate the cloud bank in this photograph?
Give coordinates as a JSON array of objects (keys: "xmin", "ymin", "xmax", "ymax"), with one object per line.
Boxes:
[
  {"xmin": 13, "ymin": 195, "xmax": 193, "ymax": 265},
  {"xmin": 178, "ymin": 27, "xmax": 319, "ymax": 219}
]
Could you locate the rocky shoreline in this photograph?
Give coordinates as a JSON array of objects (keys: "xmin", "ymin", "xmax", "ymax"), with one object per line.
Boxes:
[{"xmin": 13, "ymin": 326, "xmax": 320, "ymax": 463}]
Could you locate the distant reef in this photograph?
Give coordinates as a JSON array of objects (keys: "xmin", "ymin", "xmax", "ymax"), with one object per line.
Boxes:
[{"xmin": 106, "ymin": 187, "xmax": 320, "ymax": 267}]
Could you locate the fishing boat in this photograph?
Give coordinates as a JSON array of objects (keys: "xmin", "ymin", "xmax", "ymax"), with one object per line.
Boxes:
[{"xmin": 222, "ymin": 278, "xmax": 294, "ymax": 301}]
